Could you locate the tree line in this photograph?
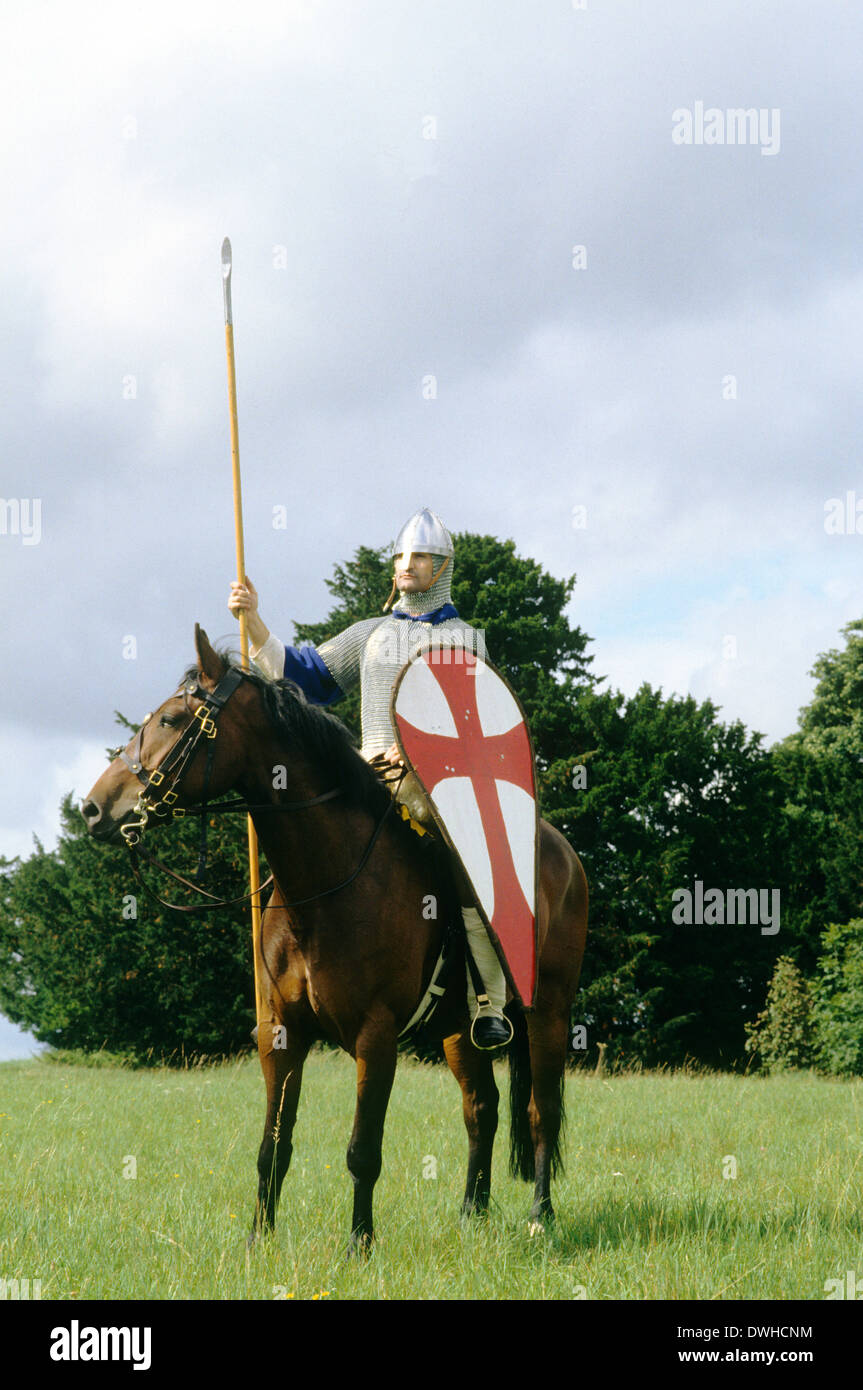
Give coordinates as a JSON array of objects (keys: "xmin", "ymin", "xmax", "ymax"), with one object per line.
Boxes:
[{"xmin": 1, "ymin": 535, "xmax": 861, "ymax": 1070}]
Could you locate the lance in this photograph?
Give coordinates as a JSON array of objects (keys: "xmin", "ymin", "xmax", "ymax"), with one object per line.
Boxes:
[{"xmin": 221, "ymin": 237, "xmax": 264, "ymax": 1024}]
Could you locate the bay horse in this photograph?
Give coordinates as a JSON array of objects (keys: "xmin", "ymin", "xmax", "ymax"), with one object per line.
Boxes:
[{"xmin": 82, "ymin": 626, "xmax": 588, "ymax": 1251}]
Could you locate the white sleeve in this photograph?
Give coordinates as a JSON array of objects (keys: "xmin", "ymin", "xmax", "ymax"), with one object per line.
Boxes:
[{"xmin": 251, "ymin": 632, "xmax": 285, "ymax": 681}]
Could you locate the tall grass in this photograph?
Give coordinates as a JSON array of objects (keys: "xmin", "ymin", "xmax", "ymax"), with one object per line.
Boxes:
[{"xmin": 1, "ymin": 1050, "xmax": 861, "ymax": 1300}]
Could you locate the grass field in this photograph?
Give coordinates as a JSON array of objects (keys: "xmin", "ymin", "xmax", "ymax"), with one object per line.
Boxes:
[{"xmin": 1, "ymin": 1049, "xmax": 862, "ymax": 1301}]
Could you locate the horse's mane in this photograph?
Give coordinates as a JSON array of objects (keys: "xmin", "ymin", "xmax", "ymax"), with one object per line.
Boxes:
[{"xmin": 182, "ymin": 653, "xmax": 393, "ymax": 819}]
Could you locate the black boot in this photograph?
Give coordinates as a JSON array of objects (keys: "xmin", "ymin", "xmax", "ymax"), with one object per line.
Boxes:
[{"xmin": 471, "ymin": 1012, "xmax": 514, "ymax": 1051}]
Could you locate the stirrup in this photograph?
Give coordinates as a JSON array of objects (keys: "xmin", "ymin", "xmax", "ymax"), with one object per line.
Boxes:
[{"xmin": 470, "ymin": 1003, "xmax": 514, "ymax": 1051}]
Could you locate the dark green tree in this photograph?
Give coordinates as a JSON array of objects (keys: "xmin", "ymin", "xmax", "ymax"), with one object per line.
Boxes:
[
  {"xmin": 0, "ymin": 781, "xmax": 255, "ymax": 1063},
  {"xmin": 771, "ymin": 619, "xmax": 863, "ymax": 961},
  {"xmin": 541, "ymin": 684, "xmax": 789, "ymax": 1068}
]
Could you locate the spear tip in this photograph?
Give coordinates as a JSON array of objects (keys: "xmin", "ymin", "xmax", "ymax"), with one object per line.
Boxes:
[{"xmin": 221, "ymin": 238, "xmax": 233, "ymax": 324}]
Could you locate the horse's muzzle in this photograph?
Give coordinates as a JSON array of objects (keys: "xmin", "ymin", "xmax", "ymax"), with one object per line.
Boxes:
[{"xmin": 80, "ymin": 799, "xmax": 129, "ymax": 844}]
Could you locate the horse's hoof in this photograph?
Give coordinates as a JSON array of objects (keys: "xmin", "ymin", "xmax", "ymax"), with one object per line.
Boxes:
[
  {"xmin": 247, "ymin": 1220, "xmax": 273, "ymax": 1249},
  {"xmin": 345, "ymin": 1232, "xmax": 374, "ymax": 1260}
]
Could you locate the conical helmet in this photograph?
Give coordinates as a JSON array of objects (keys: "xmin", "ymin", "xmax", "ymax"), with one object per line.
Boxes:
[{"xmin": 392, "ymin": 507, "xmax": 454, "ymax": 569}]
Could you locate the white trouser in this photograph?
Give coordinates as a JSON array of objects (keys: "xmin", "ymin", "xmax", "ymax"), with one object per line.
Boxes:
[{"xmin": 462, "ymin": 907, "xmax": 507, "ymax": 1016}]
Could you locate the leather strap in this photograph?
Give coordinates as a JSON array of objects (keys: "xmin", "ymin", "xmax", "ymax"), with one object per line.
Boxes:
[{"xmin": 127, "ymin": 790, "xmax": 397, "ymax": 915}]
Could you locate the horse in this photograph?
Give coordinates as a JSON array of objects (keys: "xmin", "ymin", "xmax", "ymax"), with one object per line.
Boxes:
[{"xmin": 81, "ymin": 625, "xmax": 588, "ymax": 1251}]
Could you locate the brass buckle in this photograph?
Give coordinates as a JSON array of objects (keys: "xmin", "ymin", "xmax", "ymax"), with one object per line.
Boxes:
[
  {"xmin": 149, "ymin": 770, "xmax": 165, "ymax": 787},
  {"xmin": 194, "ymin": 707, "xmax": 217, "ymax": 737},
  {"xmin": 163, "ymin": 790, "xmax": 178, "ymax": 805},
  {"xmin": 172, "ymin": 807, "xmax": 185, "ymax": 819}
]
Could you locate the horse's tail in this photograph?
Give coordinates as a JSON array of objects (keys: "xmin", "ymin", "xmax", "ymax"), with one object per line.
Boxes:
[
  {"xmin": 508, "ymin": 1005, "xmax": 535, "ymax": 1181},
  {"xmin": 507, "ymin": 1005, "xmax": 566, "ymax": 1182}
]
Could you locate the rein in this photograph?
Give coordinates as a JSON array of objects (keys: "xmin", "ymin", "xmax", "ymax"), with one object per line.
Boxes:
[
  {"xmin": 118, "ymin": 667, "xmax": 399, "ymax": 915},
  {"xmin": 126, "ymin": 793, "xmax": 397, "ymax": 916}
]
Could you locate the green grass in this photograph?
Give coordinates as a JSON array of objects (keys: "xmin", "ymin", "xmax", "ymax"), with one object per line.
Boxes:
[{"xmin": 1, "ymin": 1050, "xmax": 862, "ymax": 1300}]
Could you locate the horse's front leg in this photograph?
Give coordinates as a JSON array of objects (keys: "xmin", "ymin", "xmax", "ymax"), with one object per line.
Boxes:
[
  {"xmin": 248, "ymin": 1016, "xmax": 310, "ymax": 1246},
  {"xmin": 443, "ymin": 1029, "xmax": 499, "ymax": 1217},
  {"xmin": 345, "ymin": 1019, "xmax": 397, "ymax": 1256}
]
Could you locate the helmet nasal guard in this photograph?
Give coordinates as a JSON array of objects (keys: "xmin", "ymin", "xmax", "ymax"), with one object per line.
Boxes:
[{"xmin": 384, "ymin": 507, "xmax": 455, "ymax": 612}]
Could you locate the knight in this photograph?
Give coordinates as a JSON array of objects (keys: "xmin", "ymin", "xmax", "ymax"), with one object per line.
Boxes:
[{"xmin": 228, "ymin": 507, "xmax": 514, "ymax": 1050}]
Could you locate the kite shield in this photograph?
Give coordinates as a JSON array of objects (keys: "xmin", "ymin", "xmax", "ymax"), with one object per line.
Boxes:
[{"xmin": 391, "ymin": 646, "xmax": 539, "ymax": 1007}]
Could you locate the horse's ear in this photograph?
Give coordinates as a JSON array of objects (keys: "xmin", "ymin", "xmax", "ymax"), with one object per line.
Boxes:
[{"xmin": 195, "ymin": 624, "xmax": 226, "ymax": 686}]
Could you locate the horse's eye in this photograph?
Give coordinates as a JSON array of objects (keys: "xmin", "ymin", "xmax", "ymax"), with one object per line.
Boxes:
[{"xmin": 159, "ymin": 715, "xmax": 176, "ymax": 729}]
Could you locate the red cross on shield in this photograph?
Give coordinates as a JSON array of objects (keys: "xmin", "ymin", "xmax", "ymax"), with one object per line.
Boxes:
[{"xmin": 392, "ymin": 647, "xmax": 539, "ymax": 1005}]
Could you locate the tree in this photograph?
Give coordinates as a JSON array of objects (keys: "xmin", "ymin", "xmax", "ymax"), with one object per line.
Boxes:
[
  {"xmin": 743, "ymin": 955, "xmax": 815, "ymax": 1073},
  {"xmin": 772, "ymin": 620, "xmax": 863, "ymax": 960},
  {"xmin": 0, "ymin": 784, "xmax": 255, "ymax": 1063},
  {"xmin": 812, "ymin": 920, "xmax": 863, "ymax": 1076},
  {"xmin": 541, "ymin": 684, "xmax": 789, "ymax": 1068}
]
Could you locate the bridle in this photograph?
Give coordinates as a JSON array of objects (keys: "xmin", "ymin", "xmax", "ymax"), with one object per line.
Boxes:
[
  {"xmin": 114, "ymin": 666, "xmax": 397, "ymax": 915},
  {"xmin": 119, "ymin": 667, "xmax": 246, "ymax": 846}
]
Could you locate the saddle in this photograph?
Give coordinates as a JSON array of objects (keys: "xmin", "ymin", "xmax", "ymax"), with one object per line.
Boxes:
[{"xmin": 367, "ymin": 752, "xmax": 434, "ymax": 838}]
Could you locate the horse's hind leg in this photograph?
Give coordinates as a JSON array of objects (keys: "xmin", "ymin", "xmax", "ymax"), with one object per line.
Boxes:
[
  {"xmin": 346, "ymin": 1021, "xmax": 397, "ymax": 1255},
  {"xmin": 443, "ymin": 1030, "xmax": 499, "ymax": 1217},
  {"xmin": 249, "ymin": 1019, "xmax": 310, "ymax": 1244},
  {"xmin": 526, "ymin": 1012, "xmax": 569, "ymax": 1228}
]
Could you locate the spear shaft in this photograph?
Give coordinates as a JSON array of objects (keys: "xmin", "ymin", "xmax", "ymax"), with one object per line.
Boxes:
[{"xmin": 221, "ymin": 237, "xmax": 264, "ymax": 1024}]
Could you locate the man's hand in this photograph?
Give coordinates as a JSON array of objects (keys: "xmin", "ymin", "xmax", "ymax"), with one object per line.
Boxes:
[
  {"xmin": 384, "ymin": 743, "xmax": 403, "ymax": 767},
  {"xmin": 228, "ymin": 575, "xmax": 259, "ymax": 616},
  {"xmin": 228, "ymin": 576, "xmax": 269, "ymax": 651}
]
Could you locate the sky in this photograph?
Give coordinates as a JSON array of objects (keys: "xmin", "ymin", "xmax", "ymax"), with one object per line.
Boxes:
[{"xmin": 1, "ymin": 1, "xmax": 861, "ymax": 1056}]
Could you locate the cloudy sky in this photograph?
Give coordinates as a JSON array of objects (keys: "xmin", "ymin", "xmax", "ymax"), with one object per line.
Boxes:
[{"xmin": 1, "ymin": 1, "xmax": 861, "ymax": 1055}]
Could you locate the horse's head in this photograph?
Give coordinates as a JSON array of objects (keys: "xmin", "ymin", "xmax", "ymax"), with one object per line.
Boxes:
[{"xmin": 81, "ymin": 625, "xmax": 254, "ymax": 844}]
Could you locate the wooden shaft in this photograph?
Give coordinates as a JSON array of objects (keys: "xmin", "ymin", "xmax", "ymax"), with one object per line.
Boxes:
[{"xmin": 224, "ymin": 316, "xmax": 265, "ymax": 1026}]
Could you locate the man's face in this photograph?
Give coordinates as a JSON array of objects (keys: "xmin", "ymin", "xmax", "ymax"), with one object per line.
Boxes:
[{"xmin": 394, "ymin": 551, "xmax": 435, "ymax": 593}]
